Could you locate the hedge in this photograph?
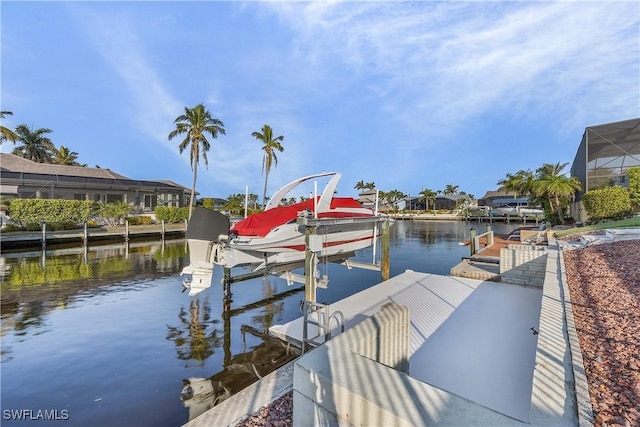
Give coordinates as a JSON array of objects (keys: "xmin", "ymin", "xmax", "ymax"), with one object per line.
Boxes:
[
  {"xmin": 154, "ymin": 206, "xmax": 189, "ymax": 223},
  {"xmin": 126, "ymin": 216, "xmax": 153, "ymax": 225},
  {"xmin": 628, "ymin": 166, "xmax": 640, "ymax": 210},
  {"xmin": 582, "ymin": 186, "xmax": 632, "ymax": 221},
  {"xmin": 8, "ymin": 199, "xmax": 95, "ymax": 227}
]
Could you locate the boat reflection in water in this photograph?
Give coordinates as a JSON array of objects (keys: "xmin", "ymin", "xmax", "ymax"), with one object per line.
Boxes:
[{"xmin": 180, "ymin": 325, "xmax": 300, "ymax": 421}]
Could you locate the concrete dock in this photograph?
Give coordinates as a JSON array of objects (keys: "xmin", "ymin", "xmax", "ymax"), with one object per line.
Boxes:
[{"xmin": 184, "ymin": 236, "xmax": 589, "ymax": 426}]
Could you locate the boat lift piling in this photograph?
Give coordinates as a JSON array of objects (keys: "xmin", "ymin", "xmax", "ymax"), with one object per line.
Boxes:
[{"xmin": 296, "ymin": 215, "xmax": 391, "ymax": 304}]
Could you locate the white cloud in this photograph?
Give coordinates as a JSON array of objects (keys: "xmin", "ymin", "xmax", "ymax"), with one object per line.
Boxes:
[{"xmin": 266, "ymin": 1, "xmax": 639, "ymax": 134}]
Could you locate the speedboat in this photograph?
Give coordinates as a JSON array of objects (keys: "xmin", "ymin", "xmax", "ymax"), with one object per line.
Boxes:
[
  {"xmin": 494, "ymin": 205, "xmax": 544, "ymax": 217},
  {"xmin": 181, "ymin": 172, "xmax": 388, "ymax": 295}
]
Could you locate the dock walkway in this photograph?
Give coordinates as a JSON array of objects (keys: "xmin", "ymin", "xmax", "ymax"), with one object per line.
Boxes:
[
  {"xmin": 270, "ymin": 271, "xmax": 543, "ymax": 422},
  {"xmin": 0, "ymin": 223, "xmax": 186, "ymax": 250}
]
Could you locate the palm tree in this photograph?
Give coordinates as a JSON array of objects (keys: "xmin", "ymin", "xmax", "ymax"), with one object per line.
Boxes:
[
  {"xmin": 354, "ymin": 180, "xmax": 366, "ymax": 191},
  {"xmin": 166, "ymin": 297, "xmax": 221, "ymax": 367},
  {"xmin": 52, "ymin": 145, "xmax": 80, "ymax": 165},
  {"xmin": 0, "ymin": 111, "xmax": 19, "ymax": 144},
  {"xmin": 223, "ymin": 193, "xmax": 244, "ymax": 215},
  {"xmin": 443, "ymin": 184, "xmax": 459, "ymax": 195},
  {"xmin": 248, "ymin": 193, "xmax": 259, "ymax": 210},
  {"xmin": 497, "ymin": 172, "xmax": 520, "ymax": 197},
  {"xmin": 12, "ymin": 124, "xmax": 55, "ymax": 163},
  {"xmin": 252, "ymin": 124, "xmax": 284, "ymax": 208},
  {"xmin": 386, "ymin": 189, "xmax": 406, "ymax": 211},
  {"xmin": 365, "ymin": 182, "xmax": 376, "ymax": 190},
  {"xmin": 168, "ymin": 104, "xmax": 226, "ymax": 219},
  {"xmin": 419, "ymin": 188, "xmax": 437, "ymax": 211},
  {"xmin": 533, "ymin": 162, "xmax": 582, "ymax": 224}
]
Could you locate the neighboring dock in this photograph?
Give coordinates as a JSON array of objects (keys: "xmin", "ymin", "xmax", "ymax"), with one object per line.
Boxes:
[{"xmin": 0, "ymin": 223, "xmax": 187, "ymax": 250}]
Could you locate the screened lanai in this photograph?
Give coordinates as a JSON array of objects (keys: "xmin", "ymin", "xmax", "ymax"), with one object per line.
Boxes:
[{"xmin": 570, "ymin": 118, "xmax": 640, "ymax": 221}]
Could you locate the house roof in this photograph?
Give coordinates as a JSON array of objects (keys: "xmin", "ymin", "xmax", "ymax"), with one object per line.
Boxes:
[
  {"xmin": 154, "ymin": 179, "xmax": 192, "ymax": 191},
  {"xmin": 0, "ymin": 153, "xmax": 131, "ymax": 180},
  {"xmin": 479, "ymin": 190, "xmax": 517, "ymax": 200},
  {"xmin": 436, "ymin": 194, "xmax": 471, "ymax": 202},
  {"xmin": 0, "ymin": 153, "xmax": 192, "ymax": 194}
]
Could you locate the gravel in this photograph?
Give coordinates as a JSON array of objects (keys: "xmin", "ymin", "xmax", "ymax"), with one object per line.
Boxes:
[
  {"xmin": 563, "ymin": 239, "xmax": 640, "ymax": 427},
  {"xmin": 235, "ymin": 238, "xmax": 640, "ymax": 427},
  {"xmin": 232, "ymin": 391, "xmax": 293, "ymax": 427}
]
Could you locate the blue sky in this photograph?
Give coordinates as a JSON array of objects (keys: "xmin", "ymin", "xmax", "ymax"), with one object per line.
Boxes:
[{"xmin": 2, "ymin": 1, "xmax": 639, "ymax": 200}]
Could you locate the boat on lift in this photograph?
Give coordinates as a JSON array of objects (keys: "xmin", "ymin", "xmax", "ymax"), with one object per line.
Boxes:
[
  {"xmin": 181, "ymin": 172, "xmax": 388, "ymax": 296},
  {"xmin": 493, "ymin": 205, "xmax": 544, "ymax": 216}
]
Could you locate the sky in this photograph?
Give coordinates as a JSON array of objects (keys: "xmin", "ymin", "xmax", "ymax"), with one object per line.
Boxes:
[{"xmin": 1, "ymin": 1, "xmax": 639, "ymax": 201}]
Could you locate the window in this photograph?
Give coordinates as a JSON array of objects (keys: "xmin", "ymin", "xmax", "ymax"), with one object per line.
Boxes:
[
  {"xmin": 106, "ymin": 194, "xmax": 123, "ymax": 203},
  {"xmin": 74, "ymin": 193, "xmax": 86, "ymax": 201},
  {"xmin": 144, "ymin": 194, "xmax": 157, "ymax": 209}
]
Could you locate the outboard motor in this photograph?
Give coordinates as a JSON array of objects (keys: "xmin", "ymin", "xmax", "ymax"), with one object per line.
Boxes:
[{"xmin": 180, "ymin": 208, "xmax": 231, "ymax": 296}]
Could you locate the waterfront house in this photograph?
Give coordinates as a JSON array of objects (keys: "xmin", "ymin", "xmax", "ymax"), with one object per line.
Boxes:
[
  {"xmin": 569, "ymin": 117, "xmax": 640, "ymax": 222},
  {"xmin": 0, "ymin": 153, "xmax": 193, "ymax": 212}
]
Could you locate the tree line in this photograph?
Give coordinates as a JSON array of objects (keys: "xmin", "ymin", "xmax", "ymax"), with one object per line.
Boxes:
[
  {"xmin": 1, "ymin": 111, "xmax": 83, "ymax": 166},
  {"xmin": 2, "ymin": 107, "xmax": 287, "ymax": 220},
  {"xmin": 353, "ymin": 180, "xmax": 472, "ymax": 211}
]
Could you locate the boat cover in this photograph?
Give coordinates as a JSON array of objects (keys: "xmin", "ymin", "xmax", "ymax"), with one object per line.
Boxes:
[{"xmin": 232, "ymin": 198, "xmax": 368, "ymax": 237}]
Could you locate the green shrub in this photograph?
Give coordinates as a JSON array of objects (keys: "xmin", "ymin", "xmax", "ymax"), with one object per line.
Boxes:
[
  {"xmin": 126, "ymin": 215, "xmax": 153, "ymax": 225},
  {"xmin": 583, "ymin": 186, "xmax": 632, "ymax": 221},
  {"xmin": 200, "ymin": 198, "xmax": 215, "ymax": 210},
  {"xmin": 8, "ymin": 199, "xmax": 94, "ymax": 226},
  {"xmin": 154, "ymin": 206, "xmax": 189, "ymax": 223},
  {"xmin": 628, "ymin": 166, "xmax": 640, "ymax": 211},
  {"xmin": 98, "ymin": 201, "xmax": 133, "ymax": 227},
  {"xmin": 2, "ymin": 224, "xmax": 24, "ymax": 232}
]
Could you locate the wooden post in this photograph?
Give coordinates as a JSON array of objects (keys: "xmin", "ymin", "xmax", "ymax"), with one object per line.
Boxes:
[
  {"xmin": 304, "ymin": 226, "xmax": 317, "ymax": 303},
  {"xmin": 223, "ymin": 267, "xmax": 231, "ymax": 286},
  {"xmin": 381, "ymin": 219, "xmax": 390, "ymax": 281},
  {"xmin": 125, "ymin": 219, "xmax": 130, "ymax": 243},
  {"xmin": 486, "ymin": 224, "xmax": 493, "ymax": 246},
  {"xmin": 41, "ymin": 222, "xmax": 46, "ymax": 250},
  {"xmin": 161, "ymin": 220, "xmax": 166, "ymax": 241},
  {"xmin": 83, "ymin": 222, "xmax": 88, "ymax": 246},
  {"xmin": 469, "ymin": 228, "xmax": 477, "ymax": 256}
]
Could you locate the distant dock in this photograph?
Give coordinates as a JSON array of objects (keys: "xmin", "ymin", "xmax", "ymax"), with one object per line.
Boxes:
[
  {"xmin": 0, "ymin": 223, "xmax": 187, "ymax": 251},
  {"xmin": 390, "ymin": 212, "xmax": 543, "ymax": 224}
]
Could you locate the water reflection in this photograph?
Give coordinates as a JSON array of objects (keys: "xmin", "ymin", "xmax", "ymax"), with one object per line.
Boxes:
[
  {"xmin": 166, "ymin": 296, "xmax": 222, "ymax": 367},
  {"xmin": 0, "ymin": 240, "xmax": 188, "ymax": 362},
  {"xmin": 180, "ymin": 326, "xmax": 300, "ymax": 422},
  {"xmin": 178, "ymin": 277, "xmax": 303, "ymax": 421}
]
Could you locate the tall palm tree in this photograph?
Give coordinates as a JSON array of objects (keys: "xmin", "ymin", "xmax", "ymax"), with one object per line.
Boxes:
[
  {"xmin": 354, "ymin": 180, "xmax": 366, "ymax": 191},
  {"xmin": 12, "ymin": 124, "xmax": 55, "ymax": 163},
  {"xmin": 168, "ymin": 104, "xmax": 225, "ymax": 219},
  {"xmin": 533, "ymin": 162, "xmax": 582, "ymax": 224},
  {"xmin": 365, "ymin": 182, "xmax": 376, "ymax": 190},
  {"xmin": 419, "ymin": 188, "xmax": 437, "ymax": 211},
  {"xmin": 0, "ymin": 111, "xmax": 19, "ymax": 144},
  {"xmin": 52, "ymin": 145, "xmax": 80, "ymax": 165},
  {"xmin": 252, "ymin": 124, "xmax": 284, "ymax": 208}
]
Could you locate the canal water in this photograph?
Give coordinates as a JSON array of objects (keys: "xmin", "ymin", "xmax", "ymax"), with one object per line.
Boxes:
[{"xmin": 0, "ymin": 220, "xmax": 520, "ymax": 426}]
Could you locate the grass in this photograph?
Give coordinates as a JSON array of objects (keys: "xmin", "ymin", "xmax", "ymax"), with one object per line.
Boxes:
[{"xmin": 553, "ymin": 217, "xmax": 640, "ymax": 238}]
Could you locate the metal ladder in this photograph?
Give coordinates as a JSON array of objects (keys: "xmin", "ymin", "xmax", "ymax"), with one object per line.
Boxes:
[{"xmin": 301, "ymin": 300, "xmax": 345, "ymax": 353}]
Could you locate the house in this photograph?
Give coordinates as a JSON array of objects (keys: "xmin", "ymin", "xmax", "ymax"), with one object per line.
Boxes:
[
  {"xmin": 0, "ymin": 153, "xmax": 193, "ymax": 212},
  {"xmin": 569, "ymin": 117, "xmax": 640, "ymax": 222},
  {"xmin": 433, "ymin": 194, "xmax": 471, "ymax": 210},
  {"xmin": 478, "ymin": 190, "xmax": 531, "ymax": 208},
  {"xmin": 357, "ymin": 189, "xmax": 378, "ymax": 208}
]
